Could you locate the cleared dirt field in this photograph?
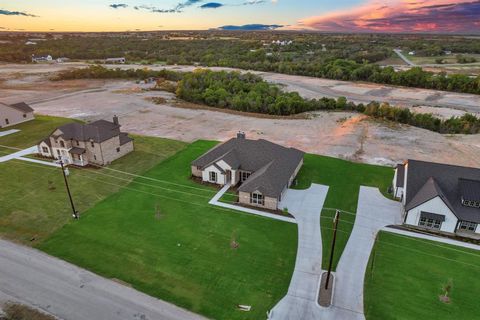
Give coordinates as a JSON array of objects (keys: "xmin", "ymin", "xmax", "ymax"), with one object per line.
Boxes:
[{"xmin": 1, "ymin": 63, "xmax": 479, "ymax": 167}]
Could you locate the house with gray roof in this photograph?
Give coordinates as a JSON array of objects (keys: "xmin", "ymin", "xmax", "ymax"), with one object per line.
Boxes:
[
  {"xmin": 38, "ymin": 116, "xmax": 134, "ymax": 166},
  {"xmin": 393, "ymin": 159, "xmax": 480, "ymax": 238},
  {"xmin": 0, "ymin": 102, "xmax": 35, "ymax": 128},
  {"xmin": 191, "ymin": 133, "xmax": 304, "ymax": 210}
]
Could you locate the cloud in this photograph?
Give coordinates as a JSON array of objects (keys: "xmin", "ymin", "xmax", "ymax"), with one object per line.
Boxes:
[
  {"xmin": 218, "ymin": 24, "xmax": 283, "ymax": 30},
  {"xmin": 135, "ymin": 0, "xmax": 203, "ymax": 13},
  {"xmin": 200, "ymin": 2, "xmax": 224, "ymax": 9},
  {"xmin": 242, "ymin": 0, "xmax": 266, "ymax": 5},
  {"xmin": 0, "ymin": 9, "xmax": 38, "ymax": 17},
  {"xmin": 297, "ymin": 0, "xmax": 480, "ymax": 33},
  {"xmin": 109, "ymin": 4, "xmax": 128, "ymax": 9}
]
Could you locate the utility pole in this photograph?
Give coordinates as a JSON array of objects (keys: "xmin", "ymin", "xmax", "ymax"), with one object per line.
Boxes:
[
  {"xmin": 325, "ymin": 209, "xmax": 340, "ymax": 290},
  {"xmin": 59, "ymin": 160, "xmax": 79, "ymax": 219}
]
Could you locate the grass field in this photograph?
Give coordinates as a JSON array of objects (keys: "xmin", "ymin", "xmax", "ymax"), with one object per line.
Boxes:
[
  {"xmin": 0, "ymin": 115, "xmax": 77, "ymax": 154},
  {"xmin": 0, "ymin": 116, "xmax": 187, "ymax": 243},
  {"xmin": 294, "ymin": 154, "xmax": 394, "ymax": 270},
  {"xmin": 364, "ymin": 231, "xmax": 480, "ymax": 320},
  {"xmin": 38, "ymin": 141, "xmax": 297, "ymax": 320}
]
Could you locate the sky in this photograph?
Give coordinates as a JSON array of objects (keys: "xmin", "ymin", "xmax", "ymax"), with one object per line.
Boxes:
[{"xmin": 0, "ymin": 0, "xmax": 479, "ymax": 33}]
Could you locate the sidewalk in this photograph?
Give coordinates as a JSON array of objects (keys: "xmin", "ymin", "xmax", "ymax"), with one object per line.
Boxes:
[
  {"xmin": 209, "ymin": 183, "xmax": 296, "ymax": 223},
  {"xmin": 383, "ymin": 227, "xmax": 480, "ymax": 251}
]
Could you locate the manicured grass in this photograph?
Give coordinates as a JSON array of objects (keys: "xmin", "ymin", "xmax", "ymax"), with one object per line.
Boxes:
[
  {"xmin": 0, "ymin": 128, "xmax": 187, "ymax": 243},
  {"xmin": 0, "ymin": 115, "xmax": 77, "ymax": 152},
  {"xmin": 293, "ymin": 154, "xmax": 394, "ymax": 270},
  {"xmin": 38, "ymin": 141, "xmax": 297, "ymax": 320},
  {"xmin": 364, "ymin": 231, "xmax": 480, "ymax": 320}
]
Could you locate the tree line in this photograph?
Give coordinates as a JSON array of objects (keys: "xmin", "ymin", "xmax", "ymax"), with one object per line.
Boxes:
[{"xmin": 55, "ymin": 66, "xmax": 480, "ymax": 134}]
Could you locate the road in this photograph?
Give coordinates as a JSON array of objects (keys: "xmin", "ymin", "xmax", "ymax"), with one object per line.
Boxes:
[
  {"xmin": 393, "ymin": 49, "xmax": 416, "ymax": 66},
  {"xmin": 0, "ymin": 239, "xmax": 207, "ymax": 320}
]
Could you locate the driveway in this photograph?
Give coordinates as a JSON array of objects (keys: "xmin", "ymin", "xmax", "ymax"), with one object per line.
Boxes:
[
  {"xmin": 268, "ymin": 184, "xmax": 329, "ymax": 320},
  {"xmin": 332, "ymin": 187, "xmax": 402, "ymax": 319},
  {"xmin": 0, "ymin": 146, "xmax": 59, "ymax": 167},
  {"xmin": 0, "ymin": 239, "xmax": 207, "ymax": 320}
]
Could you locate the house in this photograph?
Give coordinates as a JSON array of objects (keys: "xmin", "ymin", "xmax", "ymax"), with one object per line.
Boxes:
[
  {"xmin": 32, "ymin": 55, "xmax": 53, "ymax": 63},
  {"xmin": 191, "ymin": 133, "xmax": 304, "ymax": 210},
  {"xmin": 393, "ymin": 159, "xmax": 480, "ymax": 238},
  {"xmin": 38, "ymin": 116, "xmax": 134, "ymax": 166},
  {"xmin": 105, "ymin": 57, "xmax": 126, "ymax": 64},
  {"xmin": 0, "ymin": 102, "xmax": 35, "ymax": 128}
]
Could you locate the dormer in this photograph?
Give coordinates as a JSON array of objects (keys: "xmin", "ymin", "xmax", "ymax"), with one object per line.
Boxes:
[{"xmin": 459, "ymin": 178, "xmax": 480, "ymax": 208}]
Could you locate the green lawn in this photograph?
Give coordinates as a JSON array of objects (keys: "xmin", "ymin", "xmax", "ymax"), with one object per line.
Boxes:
[
  {"xmin": 294, "ymin": 154, "xmax": 394, "ymax": 270},
  {"xmin": 38, "ymin": 141, "xmax": 297, "ymax": 320},
  {"xmin": 0, "ymin": 117, "xmax": 187, "ymax": 243},
  {"xmin": 365, "ymin": 231, "xmax": 480, "ymax": 320},
  {"xmin": 0, "ymin": 115, "xmax": 77, "ymax": 153}
]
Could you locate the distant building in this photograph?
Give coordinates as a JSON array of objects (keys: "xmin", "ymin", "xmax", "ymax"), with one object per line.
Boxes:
[
  {"xmin": 393, "ymin": 160, "xmax": 480, "ymax": 239},
  {"xmin": 105, "ymin": 57, "xmax": 126, "ymax": 64},
  {"xmin": 38, "ymin": 116, "xmax": 134, "ymax": 167},
  {"xmin": 56, "ymin": 57, "xmax": 70, "ymax": 63},
  {"xmin": 0, "ymin": 102, "xmax": 35, "ymax": 128},
  {"xmin": 25, "ymin": 41, "xmax": 37, "ymax": 45},
  {"xmin": 408, "ymin": 51, "xmax": 416, "ymax": 56},
  {"xmin": 32, "ymin": 55, "xmax": 53, "ymax": 63}
]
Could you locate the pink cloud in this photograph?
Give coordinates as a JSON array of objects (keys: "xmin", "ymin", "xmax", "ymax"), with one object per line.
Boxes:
[{"xmin": 296, "ymin": 0, "xmax": 480, "ymax": 33}]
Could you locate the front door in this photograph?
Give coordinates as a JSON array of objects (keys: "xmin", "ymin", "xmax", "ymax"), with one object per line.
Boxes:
[{"xmin": 226, "ymin": 170, "xmax": 232, "ymax": 183}]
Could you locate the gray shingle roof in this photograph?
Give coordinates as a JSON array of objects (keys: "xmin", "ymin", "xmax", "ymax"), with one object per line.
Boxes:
[
  {"xmin": 405, "ymin": 159, "xmax": 480, "ymax": 223},
  {"xmin": 55, "ymin": 120, "xmax": 121, "ymax": 143},
  {"xmin": 192, "ymin": 137, "xmax": 304, "ymax": 198},
  {"xmin": 1, "ymin": 102, "xmax": 34, "ymax": 113},
  {"xmin": 119, "ymin": 132, "xmax": 133, "ymax": 145},
  {"xmin": 69, "ymin": 147, "xmax": 86, "ymax": 155},
  {"xmin": 459, "ymin": 179, "xmax": 480, "ymax": 202}
]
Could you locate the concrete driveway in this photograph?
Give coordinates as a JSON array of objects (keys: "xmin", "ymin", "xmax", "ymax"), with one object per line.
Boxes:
[
  {"xmin": 0, "ymin": 240, "xmax": 207, "ymax": 320},
  {"xmin": 331, "ymin": 187, "xmax": 402, "ymax": 319},
  {"xmin": 268, "ymin": 184, "xmax": 329, "ymax": 320}
]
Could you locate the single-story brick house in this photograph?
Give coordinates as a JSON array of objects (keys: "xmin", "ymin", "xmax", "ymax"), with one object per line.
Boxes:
[
  {"xmin": 191, "ymin": 133, "xmax": 304, "ymax": 210},
  {"xmin": 393, "ymin": 159, "xmax": 480, "ymax": 238},
  {"xmin": 38, "ymin": 116, "xmax": 134, "ymax": 166},
  {"xmin": 0, "ymin": 102, "xmax": 35, "ymax": 128}
]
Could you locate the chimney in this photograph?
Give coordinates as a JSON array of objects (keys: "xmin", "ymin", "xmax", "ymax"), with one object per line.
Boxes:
[
  {"xmin": 113, "ymin": 115, "xmax": 119, "ymax": 126},
  {"xmin": 237, "ymin": 131, "xmax": 246, "ymax": 139}
]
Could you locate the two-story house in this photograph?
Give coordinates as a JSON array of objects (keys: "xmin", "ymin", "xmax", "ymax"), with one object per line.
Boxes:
[{"xmin": 38, "ymin": 116, "xmax": 134, "ymax": 166}]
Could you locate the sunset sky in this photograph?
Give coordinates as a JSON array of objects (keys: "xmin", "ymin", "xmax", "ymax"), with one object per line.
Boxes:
[{"xmin": 0, "ymin": 0, "xmax": 479, "ymax": 33}]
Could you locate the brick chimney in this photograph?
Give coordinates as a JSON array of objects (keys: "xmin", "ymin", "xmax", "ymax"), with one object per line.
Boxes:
[
  {"xmin": 237, "ymin": 131, "xmax": 246, "ymax": 139},
  {"xmin": 113, "ymin": 115, "xmax": 119, "ymax": 126}
]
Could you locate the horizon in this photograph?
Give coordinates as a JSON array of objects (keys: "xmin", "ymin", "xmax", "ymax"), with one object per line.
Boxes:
[{"xmin": 0, "ymin": 0, "xmax": 479, "ymax": 33}]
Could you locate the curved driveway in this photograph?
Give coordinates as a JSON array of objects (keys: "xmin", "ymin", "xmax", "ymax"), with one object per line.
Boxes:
[{"xmin": 269, "ymin": 184, "xmax": 328, "ymax": 320}]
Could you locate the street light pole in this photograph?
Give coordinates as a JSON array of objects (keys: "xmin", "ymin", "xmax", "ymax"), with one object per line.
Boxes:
[
  {"xmin": 325, "ymin": 209, "xmax": 340, "ymax": 290},
  {"xmin": 59, "ymin": 160, "xmax": 78, "ymax": 219}
]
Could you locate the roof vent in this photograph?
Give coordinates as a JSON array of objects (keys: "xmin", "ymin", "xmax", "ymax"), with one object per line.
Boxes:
[{"xmin": 237, "ymin": 131, "xmax": 246, "ymax": 139}]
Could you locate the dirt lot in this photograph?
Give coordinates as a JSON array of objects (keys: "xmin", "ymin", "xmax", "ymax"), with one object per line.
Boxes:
[{"xmin": 0, "ymin": 63, "xmax": 479, "ymax": 168}]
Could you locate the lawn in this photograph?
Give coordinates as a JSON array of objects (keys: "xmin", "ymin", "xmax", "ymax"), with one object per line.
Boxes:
[
  {"xmin": 38, "ymin": 140, "xmax": 298, "ymax": 320},
  {"xmin": 364, "ymin": 231, "xmax": 480, "ymax": 320},
  {"xmin": 0, "ymin": 115, "xmax": 77, "ymax": 153},
  {"xmin": 0, "ymin": 116, "xmax": 187, "ymax": 243},
  {"xmin": 293, "ymin": 154, "xmax": 394, "ymax": 270}
]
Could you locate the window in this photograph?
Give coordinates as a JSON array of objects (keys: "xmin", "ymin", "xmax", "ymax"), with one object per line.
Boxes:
[
  {"xmin": 91, "ymin": 141, "xmax": 95, "ymax": 148},
  {"xmin": 94, "ymin": 155, "xmax": 97, "ymax": 160},
  {"xmin": 76, "ymin": 140, "xmax": 80, "ymax": 146},
  {"xmin": 23, "ymin": 114, "xmax": 27, "ymax": 118},
  {"xmin": 250, "ymin": 192, "xmax": 264, "ymax": 205},
  {"xmin": 458, "ymin": 221, "xmax": 477, "ymax": 232},
  {"xmin": 462, "ymin": 199, "xmax": 480, "ymax": 208},
  {"xmin": 240, "ymin": 171, "xmax": 251, "ymax": 182},
  {"xmin": 419, "ymin": 217, "xmax": 442, "ymax": 230},
  {"xmin": 42, "ymin": 147, "xmax": 48, "ymax": 153},
  {"xmin": 60, "ymin": 140, "xmax": 65, "ymax": 148},
  {"xmin": 56, "ymin": 149, "xmax": 61, "ymax": 157},
  {"xmin": 116, "ymin": 147, "xmax": 120, "ymax": 153},
  {"xmin": 5, "ymin": 118, "xmax": 9, "ymax": 125},
  {"xmin": 209, "ymin": 171, "xmax": 217, "ymax": 182}
]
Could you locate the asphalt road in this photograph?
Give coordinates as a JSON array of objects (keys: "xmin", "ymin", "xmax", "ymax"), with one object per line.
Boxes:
[
  {"xmin": 0, "ymin": 239, "xmax": 207, "ymax": 320},
  {"xmin": 393, "ymin": 49, "xmax": 416, "ymax": 66}
]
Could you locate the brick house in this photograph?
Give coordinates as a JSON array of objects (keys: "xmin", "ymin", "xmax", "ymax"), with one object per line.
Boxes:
[
  {"xmin": 38, "ymin": 116, "xmax": 134, "ymax": 166},
  {"xmin": 191, "ymin": 133, "xmax": 304, "ymax": 210}
]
